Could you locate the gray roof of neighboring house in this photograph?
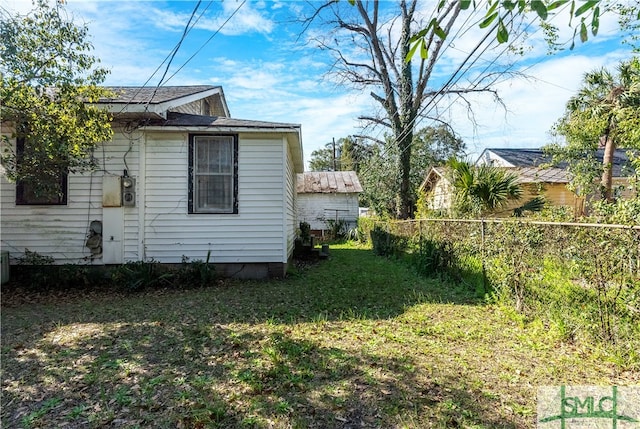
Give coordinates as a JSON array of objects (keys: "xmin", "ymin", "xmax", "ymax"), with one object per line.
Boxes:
[
  {"xmin": 420, "ymin": 165, "xmax": 569, "ymax": 192},
  {"xmin": 296, "ymin": 171, "xmax": 363, "ymax": 194},
  {"xmin": 512, "ymin": 167, "xmax": 568, "ymax": 183},
  {"xmin": 483, "ymin": 148, "xmax": 634, "ymax": 177},
  {"xmin": 99, "ymin": 85, "xmax": 220, "ymax": 104},
  {"xmin": 145, "ymin": 112, "xmax": 300, "ymax": 129}
]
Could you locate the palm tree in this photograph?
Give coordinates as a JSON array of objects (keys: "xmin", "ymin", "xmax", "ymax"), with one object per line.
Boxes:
[
  {"xmin": 562, "ymin": 57, "xmax": 640, "ymax": 201},
  {"xmin": 448, "ymin": 158, "xmax": 523, "ymax": 216}
]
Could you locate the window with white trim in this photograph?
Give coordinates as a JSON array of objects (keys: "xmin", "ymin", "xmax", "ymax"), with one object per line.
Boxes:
[{"xmin": 189, "ymin": 134, "xmax": 238, "ymax": 214}]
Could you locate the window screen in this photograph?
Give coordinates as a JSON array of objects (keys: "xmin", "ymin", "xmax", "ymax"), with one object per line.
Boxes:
[{"xmin": 190, "ymin": 135, "xmax": 237, "ymax": 213}]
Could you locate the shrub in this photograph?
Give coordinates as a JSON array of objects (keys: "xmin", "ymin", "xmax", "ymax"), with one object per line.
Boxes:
[
  {"xmin": 325, "ymin": 218, "xmax": 348, "ymax": 241},
  {"xmin": 110, "ymin": 260, "xmax": 172, "ymax": 292},
  {"xmin": 370, "ymin": 226, "xmax": 407, "ymax": 257},
  {"xmin": 369, "ymin": 218, "xmax": 640, "ymax": 357},
  {"xmin": 175, "ymin": 252, "xmax": 216, "ymax": 288}
]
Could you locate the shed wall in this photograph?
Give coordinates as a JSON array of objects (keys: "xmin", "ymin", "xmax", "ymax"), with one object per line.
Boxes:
[{"xmin": 296, "ymin": 193, "xmax": 359, "ymax": 231}]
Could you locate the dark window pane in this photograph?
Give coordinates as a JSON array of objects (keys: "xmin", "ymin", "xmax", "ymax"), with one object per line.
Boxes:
[{"xmin": 192, "ymin": 135, "xmax": 235, "ymax": 213}]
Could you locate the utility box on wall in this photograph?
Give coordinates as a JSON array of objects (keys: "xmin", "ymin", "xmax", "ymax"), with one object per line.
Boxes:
[
  {"xmin": 121, "ymin": 177, "xmax": 136, "ymax": 207},
  {"xmin": 103, "ymin": 176, "xmax": 122, "ymax": 207}
]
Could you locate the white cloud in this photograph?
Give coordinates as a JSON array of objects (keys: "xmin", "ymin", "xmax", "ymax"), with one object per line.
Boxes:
[
  {"xmin": 3, "ymin": 0, "xmax": 634, "ymax": 171},
  {"xmin": 447, "ymin": 49, "xmax": 633, "ymax": 159},
  {"xmin": 146, "ymin": 1, "xmax": 274, "ymax": 36}
]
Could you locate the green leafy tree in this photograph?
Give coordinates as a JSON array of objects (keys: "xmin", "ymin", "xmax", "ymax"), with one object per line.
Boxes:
[
  {"xmin": 0, "ymin": 0, "xmax": 113, "ymax": 194},
  {"xmin": 339, "ymin": 136, "xmax": 372, "ymax": 173},
  {"xmin": 360, "ymin": 125, "xmax": 465, "ymax": 217},
  {"xmin": 408, "ymin": 1, "xmax": 609, "ymax": 61},
  {"xmin": 616, "ymin": 3, "xmax": 640, "ymax": 52},
  {"xmin": 308, "ymin": 136, "xmax": 372, "ymax": 172},
  {"xmin": 548, "ymin": 57, "xmax": 640, "ymax": 201},
  {"xmin": 308, "ymin": 144, "xmax": 336, "ymax": 172}
]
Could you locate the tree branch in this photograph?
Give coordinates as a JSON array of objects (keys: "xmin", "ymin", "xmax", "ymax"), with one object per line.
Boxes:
[{"xmin": 358, "ymin": 115, "xmax": 392, "ymax": 129}]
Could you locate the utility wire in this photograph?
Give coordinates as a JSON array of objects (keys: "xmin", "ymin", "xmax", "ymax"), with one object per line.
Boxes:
[
  {"xmin": 409, "ymin": 2, "xmax": 573, "ymax": 147},
  {"xmin": 145, "ymin": 0, "xmax": 202, "ymax": 109},
  {"xmin": 353, "ymin": 3, "xmax": 486, "ymax": 156},
  {"xmin": 113, "ymin": 0, "xmax": 213, "ymax": 117},
  {"xmin": 163, "ymin": 0, "xmax": 247, "ymax": 85},
  {"xmin": 359, "ymin": 2, "xmax": 571, "ymax": 183},
  {"xmin": 358, "ymin": 9, "xmax": 508, "ymax": 181}
]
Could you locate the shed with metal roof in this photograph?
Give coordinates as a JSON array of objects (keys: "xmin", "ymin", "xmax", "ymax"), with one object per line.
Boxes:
[{"xmin": 296, "ymin": 171, "xmax": 363, "ymax": 233}]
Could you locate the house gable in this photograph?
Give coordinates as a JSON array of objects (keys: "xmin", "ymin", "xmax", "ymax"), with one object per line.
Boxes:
[
  {"xmin": 97, "ymin": 86, "xmax": 230, "ymax": 120},
  {"xmin": 418, "ymin": 167, "xmax": 453, "ymax": 212}
]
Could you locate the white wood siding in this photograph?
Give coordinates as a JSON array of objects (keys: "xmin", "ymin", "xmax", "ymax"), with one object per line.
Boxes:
[
  {"xmin": 169, "ymin": 95, "xmax": 227, "ymax": 117},
  {"xmin": 297, "ymin": 193, "xmax": 359, "ymax": 231},
  {"xmin": 143, "ymin": 132, "xmax": 287, "ymax": 264},
  {"xmin": 284, "ymin": 139, "xmax": 296, "ymax": 260},
  {"xmin": 170, "ymin": 100, "xmax": 201, "ymax": 115},
  {"xmin": 428, "ymin": 178, "xmax": 453, "ymax": 211},
  {"xmin": 1, "ymin": 128, "xmax": 294, "ymax": 266},
  {"xmin": 0, "ymin": 130, "xmax": 139, "ymax": 264}
]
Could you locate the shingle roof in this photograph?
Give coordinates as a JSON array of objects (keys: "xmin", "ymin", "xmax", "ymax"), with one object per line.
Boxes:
[
  {"xmin": 512, "ymin": 167, "xmax": 568, "ymax": 183},
  {"xmin": 421, "ymin": 165, "xmax": 570, "ymax": 191},
  {"xmin": 296, "ymin": 171, "xmax": 363, "ymax": 194},
  {"xmin": 100, "ymin": 86, "xmax": 220, "ymax": 104},
  {"xmin": 484, "ymin": 148, "xmax": 634, "ymax": 177},
  {"xmin": 145, "ymin": 112, "xmax": 300, "ymax": 129},
  {"xmin": 483, "ymin": 148, "xmax": 554, "ymax": 167}
]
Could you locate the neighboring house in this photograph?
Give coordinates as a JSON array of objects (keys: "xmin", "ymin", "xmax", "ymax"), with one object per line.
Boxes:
[
  {"xmin": 420, "ymin": 148, "xmax": 635, "ymax": 216},
  {"xmin": 1, "ymin": 85, "xmax": 304, "ymax": 278},
  {"xmin": 296, "ymin": 171, "xmax": 363, "ymax": 234},
  {"xmin": 419, "ymin": 166, "xmax": 452, "ymax": 212}
]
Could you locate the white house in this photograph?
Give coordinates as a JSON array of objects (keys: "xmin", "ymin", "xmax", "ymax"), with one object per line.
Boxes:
[
  {"xmin": 296, "ymin": 171, "xmax": 363, "ymax": 234},
  {"xmin": 0, "ymin": 86, "xmax": 304, "ymax": 278}
]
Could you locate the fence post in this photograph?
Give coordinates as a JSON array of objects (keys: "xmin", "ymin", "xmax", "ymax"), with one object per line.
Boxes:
[{"xmin": 481, "ymin": 218, "xmax": 487, "ymax": 294}]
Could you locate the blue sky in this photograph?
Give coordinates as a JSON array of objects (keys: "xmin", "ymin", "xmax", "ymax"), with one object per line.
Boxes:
[{"xmin": 2, "ymin": 1, "xmax": 636, "ymax": 168}]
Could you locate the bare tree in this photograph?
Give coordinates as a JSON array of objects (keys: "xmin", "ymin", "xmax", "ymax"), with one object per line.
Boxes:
[{"xmin": 303, "ymin": 1, "xmax": 511, "ymax": 219}]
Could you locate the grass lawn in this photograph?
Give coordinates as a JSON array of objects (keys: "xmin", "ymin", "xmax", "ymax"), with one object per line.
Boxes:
[{"xmin": 2, "ymin": 243, "xmax": 638, "ymax": 428}]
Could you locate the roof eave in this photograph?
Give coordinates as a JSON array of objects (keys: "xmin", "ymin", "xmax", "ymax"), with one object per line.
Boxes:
[
  {"xmin": 288, "ymin": 129, "xmax": 304, "ymax": 173},
  {"xmin": 419, "ymin": 166, "xmax": 445, "ymax": 192},
  {"xmin": 96, "ymin": 87, "xmax": 226, "ymax": 118},
  {"xmin": 139, "ymin": 125, "xmax": 301, "ymax": 133}
]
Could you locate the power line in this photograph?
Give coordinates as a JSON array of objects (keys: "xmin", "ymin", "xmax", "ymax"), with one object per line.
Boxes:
[
  {"xmin": 357, "ymin": 7, "xmax": 510, "ymax": 180},
  {"xmin": 113, "ymin": 1, "xmax": 213, "ymax": 117},
  {"xmin": 163, "ymin": 0, "xmax": 247, "ymax": 85},
  {"xmin": 358, "ymin": 1, "xmax": 572, "ymax": 185},
  {"xmin": 146, "ymin": 0, "xmax": 202, "ymax": 109}
]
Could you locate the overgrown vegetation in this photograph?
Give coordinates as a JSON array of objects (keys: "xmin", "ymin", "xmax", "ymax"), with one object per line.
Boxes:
[
  {"xmin": 3, "ymin": 243, "xmax": 636, "ymax": 428},
  {"xmin": 8, "ymin": 251, "xmax": 216, "ymax": 292},
  {"xmin": 0, "ymin": 0, "xmax": 113, "ymax": 193},
  {"xmin": 547, "ymin": 56, "xmax": 640, "ymax": 201},
  {"xmin": 360, "ymin": 217, "xmax": 640, "ymax": 365}
]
